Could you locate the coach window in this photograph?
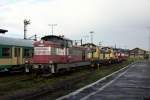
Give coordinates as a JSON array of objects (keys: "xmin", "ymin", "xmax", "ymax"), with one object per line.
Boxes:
[
  {"xmin": 31, "ymin": 49, "xmax": 34, "ymax": 57},
  {"xmin": 15, "ymin": 48, "xmax": 20, "ymax": 57},
  {"xmin": 24, "ymin": 48, "xmax": 30, "ymax": 57},
  {"xmin": 2, "ymin": 48, "xmax": 11, "ymax": 57}
]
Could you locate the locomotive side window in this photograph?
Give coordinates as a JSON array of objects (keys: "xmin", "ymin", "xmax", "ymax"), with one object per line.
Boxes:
[
  {"xmin": 60, "ymin": 44, "xmax": 64, "ymax": 49},
  {"xmin": 51, "ymin": 47, "xmax": 56, "ymax": 55},
  {"xmin": 34, "ymin": 47, "xmax": 51, "ymax": 55},
  {"xmin": 2, "ymin": 48, "xmax": 11, "ymax": 57},
  {"xmin": 69, "ymin": 48, "xmax": 82, "ymax": 56},
  {"xmin": 56, "ymin": 48, "xmax": 65, "ymax": 55}
]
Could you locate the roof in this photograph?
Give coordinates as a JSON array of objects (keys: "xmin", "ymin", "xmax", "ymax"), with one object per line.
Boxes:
[
  {"xmin": 0, "ymin": 36, "xmax": 33, "ymax": 47},
  {"xmin": 113, "ymin": 48, "xmax": 129, "ymax": 52},
  {"xmin": 130, "ymin": 48, "xmax": 146, "ymax": 52},
  {"xmin": 0, "ymin": 29, "xmax": 8, "ymax": 33},
  {"xmin": 41, "ymin": 35, "xmax": 72, "ymax": 42}
]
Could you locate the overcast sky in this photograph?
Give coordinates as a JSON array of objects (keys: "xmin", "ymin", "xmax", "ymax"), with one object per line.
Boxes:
[{"xmin": 0, "ymin": 0, "xmax": 150, "ymax": 50}]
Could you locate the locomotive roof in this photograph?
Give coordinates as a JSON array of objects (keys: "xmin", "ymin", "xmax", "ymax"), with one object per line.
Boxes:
[
  {"xmin": 0, "ymin": 36, "xmax": 33, "ymax": 47},
  {"xmin": 82, "ymin": 43, "xmax": 97, "ymax": 47},
  {"xmin": 41, "ymin": 35, "xmax": 72, "ymax": 42}
]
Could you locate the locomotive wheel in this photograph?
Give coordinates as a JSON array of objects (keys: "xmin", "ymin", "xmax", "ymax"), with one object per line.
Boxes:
[{"xmin": 91, "ymin": 64, "xmax": 95, "ymax": 68}]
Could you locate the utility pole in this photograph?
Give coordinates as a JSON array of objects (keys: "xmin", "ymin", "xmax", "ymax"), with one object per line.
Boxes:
[
  {"xmin": 115, "ymin": 44, "xmax": 117, "ymax": 49},
  {"xmin": 90, "ymin": 31, "xmax": 94, "ymax": 44},
  {"xmin": 48, "ymin": 24, "xmax": 57, "ymax": 35},
  {"xmin": 99, "ymin": 41, "xmax": 102, "ymax": 48},
  {"xmin": 24, "ymin": 19, "xmax": 30, "ymax": 40},
  {"xmin": 83, "ymin": 35, "xmax": 89, "ymax": 44},
  {"xmin": 89, "ymin": 31, "xmax": 94, "ymax": 61},
  {"xmin": 149, "ymin": 30, "xmax": 150, "ymax": 60}
]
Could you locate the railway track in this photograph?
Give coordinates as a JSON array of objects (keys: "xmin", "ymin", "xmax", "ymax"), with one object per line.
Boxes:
[
  {"xmin": 1, "ymin": 69, "xmax": 93, "ymax": 100},
  {"xmin": 0, "ymin": 60, "xmax": 135, "ymax": 100}
]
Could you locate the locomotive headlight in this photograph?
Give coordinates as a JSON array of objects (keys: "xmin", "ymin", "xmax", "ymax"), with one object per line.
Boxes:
[
  {"xmin": 68, "ymin": 55, "xmax": 72, "ymax": 58},
  {"xmin": 40, "ymin": 40, "xmax": 44, "ymax": 44},
  {"xmin": 49, "ymin": 60, "xmax": 53, "ymax": 64},
  {"xmin": 25, "ymin": 60, "xmax": 29, "ymax": 64}
]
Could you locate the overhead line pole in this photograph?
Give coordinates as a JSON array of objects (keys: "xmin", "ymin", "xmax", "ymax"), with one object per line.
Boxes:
[
  {"xmin": 48, "ymin": 24, "xmax": 57, "ymax": 35},
  {"xmin": 90, "ymin": 31, "xmax": 94, "ymax": 44}
]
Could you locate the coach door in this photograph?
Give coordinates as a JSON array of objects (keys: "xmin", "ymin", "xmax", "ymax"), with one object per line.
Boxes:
[{"xmin": 14, "ymin": 48, "xmax": 21, "ymax": 65}]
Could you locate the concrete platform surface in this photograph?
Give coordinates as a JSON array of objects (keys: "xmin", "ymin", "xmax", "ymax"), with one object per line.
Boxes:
[{"xmin": 58, "ymin": 61, "xmax": 150, "ymax": 100}]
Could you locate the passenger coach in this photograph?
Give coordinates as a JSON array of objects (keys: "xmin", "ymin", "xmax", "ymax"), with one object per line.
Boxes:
[{"xmin": 0, "ymin": 36, "xmax": 33, "ymax": 72}]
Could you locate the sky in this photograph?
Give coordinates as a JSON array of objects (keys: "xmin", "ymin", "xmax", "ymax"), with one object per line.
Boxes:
[{"xmin": 0, "ymin": 0, "xmax": 150, "ymax": 50}]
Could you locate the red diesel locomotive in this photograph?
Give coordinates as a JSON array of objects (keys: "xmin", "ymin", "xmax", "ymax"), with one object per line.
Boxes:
[{"xmin": 33, "ymin": 35, "xmax": 91, "ymax": 73}]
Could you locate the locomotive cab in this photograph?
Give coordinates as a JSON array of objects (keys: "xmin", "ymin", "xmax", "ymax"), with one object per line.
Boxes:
[{"xmin": 33, "ymin": 35, "xmax": 72, "ymax": 64}]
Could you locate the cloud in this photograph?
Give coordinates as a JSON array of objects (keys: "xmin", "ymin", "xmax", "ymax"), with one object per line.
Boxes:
[{"xmin": 0, "ymin": 0, "xmax": 150, "ymax": 50}]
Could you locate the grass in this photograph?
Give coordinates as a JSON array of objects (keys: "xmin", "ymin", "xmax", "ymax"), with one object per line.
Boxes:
[{"xmin": 0, "ymin": 59, "xmax": 139, "ymax": 99}]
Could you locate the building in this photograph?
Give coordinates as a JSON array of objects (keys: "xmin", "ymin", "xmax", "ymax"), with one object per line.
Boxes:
[
  {"xmin": 0, "ymin": 29, "xmax": 8, "ymax": 34},
  {"xmin": 129, "ymin": 48, "xmax": 146, "ymax": 58}
]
